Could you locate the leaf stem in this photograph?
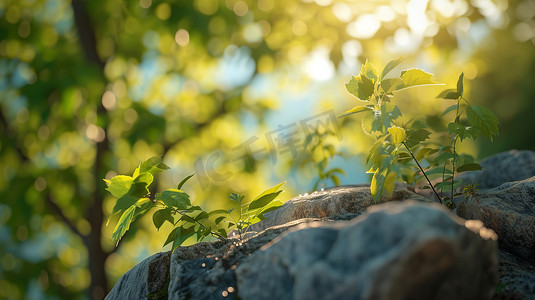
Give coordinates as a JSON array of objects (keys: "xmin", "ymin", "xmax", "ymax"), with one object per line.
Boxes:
[{"xmin": 402, "ymin": 142, "xmax": 442, "ymax": 204}]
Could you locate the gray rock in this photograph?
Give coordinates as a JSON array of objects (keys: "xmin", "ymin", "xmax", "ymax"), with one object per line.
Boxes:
[
  {"xmin": 494, "ymin": 250, "xmax": 535, "ymax": 300},
  {"xmin": 248, "ymin": 183, "xmax": 433, "ymax": 233},
  {"xmin": 106, "ymin": 251, "xmax": 171, "ymax": 300},
  {"xmin": 236, "ymin": 201, "xmax": 498, "ymax": 300},
  {"xmin": 167, "ymin": 219, "xmax": 319, "ymax": 299},
  {"xmin": 457, "ymin": 176, "xmax": 535, "ymax": 262},
  {"xmin": 457, "ymin": 150, "xmax": 535, "ymax": 189}
]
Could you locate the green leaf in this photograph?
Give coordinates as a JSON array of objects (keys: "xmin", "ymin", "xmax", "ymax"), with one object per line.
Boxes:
[
  {"xmin": 441, "ymin": 104, "xmax": 459, "ymax": 117},
  {"xmin": 466, "ymin": 105, "xmax": 500, "ymax": 141},
  {"xmin": 457, "ymin": 163, "xmax": 482, "ymax": 173},
  {"xmin": 381, "ymin": 102, "xmax": 402, "ymax": 131},
  {"xmin": 370, "ymin": 156, "xmax": 392, "ymax": 202},
  {"xmin": 360, "ymin": 59, "xmax": 378, "ymax": 82},
  {"xmin": 105, "ymin": 175, "xmax": 134, "ymax": 198},
  {"xmin": 134, "ymin": 172, "xmax": 154, "ymax": 187},
  {"xmin": 177, "ymin": 173, "xmax": 195, "ymax": 190},
  {"xmin": 248, "ymin": 191, "xmax": 282, "ymax": 211},
  {"xmin": 139, "ymin": 156, "xmax": 170, "ymax": 175},
  {"xmin": 362, "ymin": 110, "xmax": 376, "ymax": 135},
  {"xmin": 164, "ymin": 226, "xmax": 195, "ymax": 250},
  {"xmin": 432, "ymin": 151, "xmax": 456, "ymax": 166},
  {"xmin": 157, "ymin": 189, "xmax": 191, "ymax": 209},
  {"xmin": 456, "ymin": 73, "xmax": 464, "ymax": 97},
  {"xmin": 400, "ymin": 69, "xmax": 439, "ymax": 89},
  {"xmin": 405, "ymin": 128, "xmax": 431, "ymax": 148},
  {"xmin": 387, "ymin": 126, "xmax": 406, "ymax": 145},
  {"xmin": 416, "ymin": 147, "xmax": 438, "ymax": 161},
  {"xmin": 447, "ymin": 122, "xmax": 479, "ymax": 141},
  {"xmin": 112, "ymin": 205, "xmax": 136, "ymax": 245},
  {"xmin": 424, "ymin": 167, "xmax": 453, "ymax": 177},
  {"xmin": 215, "ymin": 216, "xmax": 226, "ymax": 225},
  {"xmin": 339, "ymin": 105, "xmax": 372, "ymax": 117},
  {"xmin": 331, "ymin": 175, "xmax": 341, "ymax": 186},
  {"xmin": 153, "ymin": 208, "xmax": 174, "ymax": 230},
  {"xmin": 437, "ymin": 89, "xmax": 460, "ymax": 100},
  {"xmin": 345, "ymin": 74, "xmax": 375, "ymax": 101},
  {"xmin": 194, "ymin": 211, "xmax": 209, "ymax": 221},
  {"xmin": 253, "ymin": 182, "xmax": 286, "ymax": 201},
  {"xmin": 208, "ymin": 209, "xmax": 229, "ymax": 216},
  {"xmin": 380, "ymin": 57, "xmax": 405, "ymax": 80},
  {"xmin": 255, "ymin": 201, "xmax": 283, "ymax": 219},
  {"xmin": 383, "ymin": 171, "xmax": 397, "ymax": 195},
  {"xmin": 380, "ymin": 78, "xmax": 404, "ymax": 93}
]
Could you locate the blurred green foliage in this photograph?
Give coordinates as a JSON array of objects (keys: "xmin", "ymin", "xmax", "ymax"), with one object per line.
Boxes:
[{"xmin": 0, "ymin": 0, "xmax": 533, "ymax": 299}]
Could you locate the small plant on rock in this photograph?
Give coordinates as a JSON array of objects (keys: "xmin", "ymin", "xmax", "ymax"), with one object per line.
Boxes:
[
  {"xmin": 104, "ymin": 157, "xmax": 285, "ymax": 250},
  {"xmin": 341, "ymin": 58, "xmax": 499, "ymax": 207}
]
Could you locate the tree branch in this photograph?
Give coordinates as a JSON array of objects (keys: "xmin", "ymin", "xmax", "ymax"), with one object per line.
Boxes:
[
  {"xmin": 45, "ymin": 194, "xmax": 85, "ymax": 238},
  {"xmin": 0, "ymin": 108, "xmax": 29, "ymax": 162}
]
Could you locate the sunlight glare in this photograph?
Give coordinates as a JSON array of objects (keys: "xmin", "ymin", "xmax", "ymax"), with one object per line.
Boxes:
[
  {"xmin": 347, "ymin": 14, "xmax": 381, "ymax": 39},
  {"xmin": 303, "ymin": 47, "xmax": 335, "ymax": 81}
]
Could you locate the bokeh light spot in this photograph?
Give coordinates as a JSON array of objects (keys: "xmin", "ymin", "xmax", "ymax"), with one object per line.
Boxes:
[
  {"xmin": 34, "ymin": 176, "xmax": 47, "ymax": 192},
  {"xmin": 233, "ymin": 1, "xmax": 248, "ymax": 16},
  {"xmin": 347, "ymin": 14, "xmax": 381, "ymax": 39},
  {"xmin": 175, "ymin": 29, "xmax": 190, "ymax": 46},
  {"xmin": 195, "ymin": 0, "xmax": 219, "ymax": 15},
  {"xmin": 102, "ymin": 91, "xmax": 117, "ymax": 110},
  {"xmin": 292, "ymin": 21, "xmax": 307, "ymax": 36},
  {"xmin": 155, "ymin": 3, "xmax": 171, "ymax": 20},
  {"xmin": 140, "ymin": 0, "xmax": 152, "ymax": 9}
]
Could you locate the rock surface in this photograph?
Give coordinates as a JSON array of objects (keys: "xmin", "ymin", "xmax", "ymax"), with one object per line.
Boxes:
[
  {"xmin": 248, "ymin": 182, "xmax": 432, "ymax": 233},
  {"xmin": 106, "ymin": 251, "xmax": 171, "ymax": 300},
  {"xmin": 455, "ymin": 150, "xmax": 535, "ymax": 299},
  {"xmin": 457, "ymin": 176, "xmax": 535, "ymax": 262},
  {"xmin": 237, "ymin": 201, "xmax": 498, "ymax": 300},
  {"xmin": 457, "ymin": 150, "xmax": 535, "ymax": 189}
]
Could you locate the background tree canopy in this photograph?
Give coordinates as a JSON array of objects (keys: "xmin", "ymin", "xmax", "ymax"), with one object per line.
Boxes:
[{"xmin": 0, "ymin": 0, "xmax": 533, "ymax": 299}]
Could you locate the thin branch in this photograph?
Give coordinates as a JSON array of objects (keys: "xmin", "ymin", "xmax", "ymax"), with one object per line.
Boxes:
[
  {"xmin": 45, "ymin": 194, "xmax": 85, "ymax": 238},
  {"xmin": 402, "ymin": 142, "xmax": 442, "ymax": 204},
  {"xmin": 0, "ymin": 108, "xmax": 29, "ymax": 162}
]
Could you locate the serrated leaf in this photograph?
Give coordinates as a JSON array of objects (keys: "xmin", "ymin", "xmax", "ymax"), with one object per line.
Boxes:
[
  {"xmin": 387, "ymin": 126, "xmax": 406, "ymax": 145},
  {"xmin": 380, "ymin": 57, "xmax": 405, "ymax": 80},
  {"xmin": 105, "ymin": 175, "xmax": 134, "ymax": 198},
  {"xmin": 360, "ymin": 59, "xmax": 378, "ymax": 82},
  {"xmin": 457, "ymin": 163, "xmax": 482, "ymax": 173},
  {"xmin": 158, "ymin": 189, "xmax": 191, "ymax": 210},
  {"xmin": 112, "ymin": 205, "xmax": 136, "ymax": 245},
  {"xmin": 456, "ymin": 73, "xmax": 464, "ymax": 97},
  {"xmin": 437, "ymin": 89, "xmax": 460, "ymax": 100},
  {"xmin": 345, "ymin": 74, "xmax": 375, "ymax": 101},
  {"xmin": 405, "ymin": 128, "xmax": 431, "ymax": 148},
  {"xmin": 248, "ymin": 191, "xmax": 282, "ymax": 211},
  {"xmin": 466, "ymin": 105, "xmax": 500, "ymax": 141},
  {"xmin": 380, "ymin": 78, "xmax": 404, "ymax": 93},
  {"xmin": 447, "ymin": 122, "xmax": 480, "ymax": 141},
  {"xmin": 339, "ymin": 105, "xmax": 372, "ymax": 117},
  {"xmin": 381, "ymin": 102, "xmax": 402, "ymax": 131},
  {"xmin": 433, "ymin": 151, "xmax": 456, "ymax": 166},
  {"xmin": 400, "ymin": 69, "xmax": 439, "ymax": 89},
  {"xmin": 153, "ymin": 208, "xmax": 174, "ymax": 230},
  {"xmin": 177, "ymin": 173, "xmax": 195, "ymax": 190}
]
